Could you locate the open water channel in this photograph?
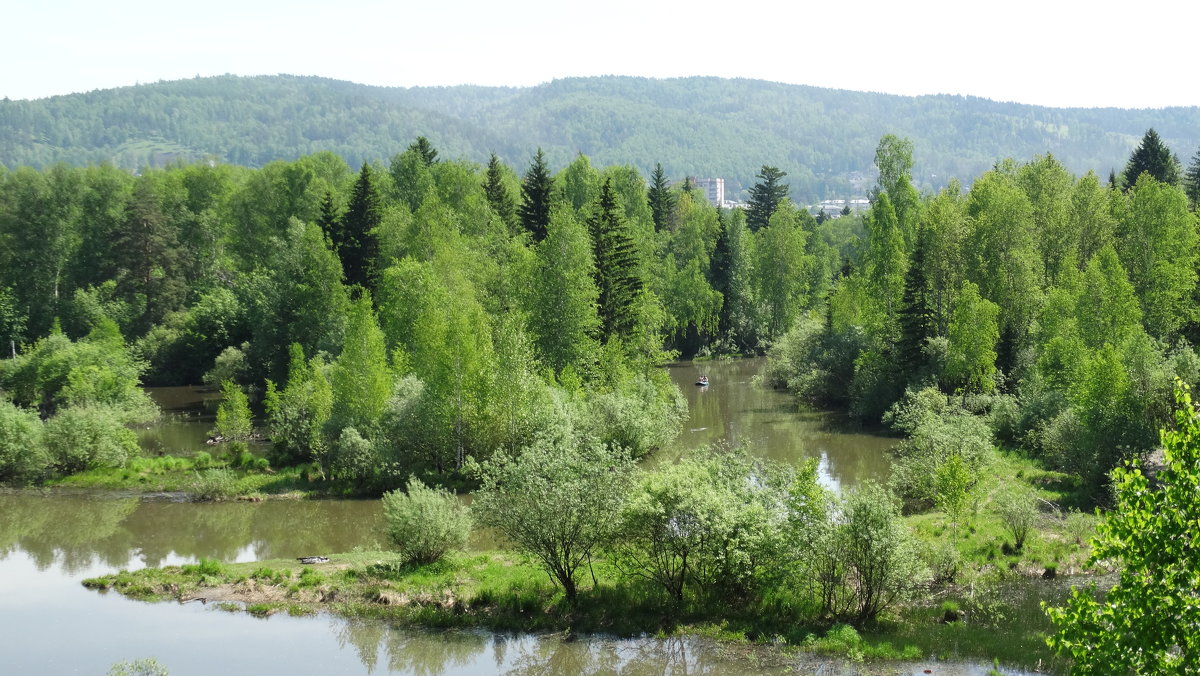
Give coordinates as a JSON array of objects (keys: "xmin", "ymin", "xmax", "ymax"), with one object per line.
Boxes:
[{"xmin": 1, "ymin": 359, "xmax": 1028, "ymax": 674}]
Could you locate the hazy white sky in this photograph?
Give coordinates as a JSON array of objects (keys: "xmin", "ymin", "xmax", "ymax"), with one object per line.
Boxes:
[{"xmin": 4, "ymin": 0, "xmax": 1196, "ymax": 109}]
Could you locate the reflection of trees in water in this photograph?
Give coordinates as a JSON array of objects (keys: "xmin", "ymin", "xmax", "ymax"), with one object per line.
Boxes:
[
  {"xmin": 505, "ymin": 635, "xmax": 752, "ymax": 676},
  {"xmin": 0, "ymin": 493, "xmax": 139, "ymax": 573},
  {"xmin": 125, "ymin": 501, "xmax": 256, "ymax": 566},
  {"xmin": 331, "ymin": 618, "xmax": 488, "ymax": 675},
  {"xmin": 0, "ymin": 492, "xmax": 385, "ymax": 573}
]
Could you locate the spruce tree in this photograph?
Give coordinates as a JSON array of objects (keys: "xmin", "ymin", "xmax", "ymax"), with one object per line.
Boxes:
[
  {"xmin": 483, "ymin": 153, "xmax": 516, "ymax": 229},
  {"xmin": 746, "ymin": 165, "xmax": 789, "ymax": 232},
  {"xmin": 647, "ymin": 163, "xmax": 674, "ymax": 232},
  {"xmin": 1122, "ymin": 128, "xmax": 1180, "ymax": 188},
  {"xmin": 518, "ymin": 149, "xmax": 554, "ymax": 243},
  {"xmin": 1184, "ymin": 148, "xmax": 1200, "ymax": 210},
  {"xmin": 341, "ymin": 163, "xmax": 382, "ymax": 294},
  {"xmin": 408, "ymin": 136, "xmax": 439, "ymax": 167},
  {"xmin": 897, "ymin": 224, "xmax": 936, "ymax": 383},
  {"xmin": 588, "ymin": 179, "xmax": 643, "ymax": 341},
  {"xmin": 317, "ymin": 190, "xmax": 342, "ymax": 249}
]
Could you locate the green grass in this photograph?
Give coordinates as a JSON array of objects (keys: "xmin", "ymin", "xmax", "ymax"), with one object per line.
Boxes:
[
  {"xmin": 46, "ymin": 451, "xmax": 328, "ymax": 499},
  {"xmin": 80, "ymin": 547, "xmax": 1070, "ymax": 669},
  {"xmin": 906, "ymin": 448, "xmax": 1097, "ymax": 579}
]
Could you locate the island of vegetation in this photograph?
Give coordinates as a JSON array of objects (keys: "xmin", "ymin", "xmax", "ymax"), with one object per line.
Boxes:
[{"xmin": 4, "ymin": 130, "xmax": 1200, "ymax": 672}]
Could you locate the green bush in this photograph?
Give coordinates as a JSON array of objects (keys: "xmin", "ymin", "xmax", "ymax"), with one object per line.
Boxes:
[
  {"xmin": 0, "ymin": 399, "xmax": 48, "ymax": 482},
  {"xmin": 213, "ymin": 380, "xmax": 252, "ymax": 440},
  {"xmin": 835, "ymin": 482, "xmax": 929, "ymax": 623},
  {"xmin": 381, "ymin": 476, "xmax": 471, "ymax": 565},
  {"xmin": 613, "ymin": 447, "xmax": 797, "ymax": 604},
  {"xmin": 190, "ymin": 468, "xmax": 238, "ymax": 501},
  {"xmin": 994, "ymin": 487, "xmax": 1039, "ymax": 552},
  {"xmin": 43, "ymin": 405, "xmax": 139, "ymax": 473},
  {"xmin": 885, "ymin": 387, "xmax": 993, "ymax": 508}
]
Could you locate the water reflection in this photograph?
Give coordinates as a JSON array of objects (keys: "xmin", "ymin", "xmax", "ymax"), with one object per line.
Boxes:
[
  {"xmin": 330, "ymin": 620, "xmax": 808, "ymax": 676},
  {"xmin": 0, "ymin": 492, "xmax": 386, "ymax": 572},
  {"xmin": 664, "ymin": 359, "xmax": 896, "ymax": 490}
]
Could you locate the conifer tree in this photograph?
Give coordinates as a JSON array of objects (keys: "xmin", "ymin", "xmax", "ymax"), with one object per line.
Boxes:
[
  {"xmin": 1122, "ymin": 128, "xmax": 1180, "ymax": 188},
  {"xmin": 518, "ymin": 149, "xmax": 554, "ymax": 242},
  {"xmin": 483, "ymin": 153, "xmax": 516, "ymax": 229},
  {"xmin": 589, "ymin": 179, "xmax": 643, "ymax": 341},
  {"xmin": 408, "ymin": 136, "xmax": 439, "ymax": 167},
  {"xmin": 746, "ymin": 165, "xmax": 789, "ymax": 232},
  {"xmin": 647, "ymin": 163, "xmax": 674, "ymax": 232},
  {"xmin": 114, "ymin": 178, "xmax": 185, "ymax": 334},
  {"xmin": 317, "ymin": 190, "xmax": 342, "ymax": 249},
  {"xmin": 340, "ymin": 163, "xmax": 382, "ymax": 293},
  {"xmin": 1184, "ymin": 147, "xmax": 1200, "ymax": 210},
  {"xmin": 897, "ymin": 224, "xmax": 936, "ymax": 383}
]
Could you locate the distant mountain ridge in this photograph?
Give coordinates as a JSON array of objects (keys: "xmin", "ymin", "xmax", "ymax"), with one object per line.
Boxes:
[{"xmin": 3, "ymin": 74, "xmax": 1199, "ymax": 201}]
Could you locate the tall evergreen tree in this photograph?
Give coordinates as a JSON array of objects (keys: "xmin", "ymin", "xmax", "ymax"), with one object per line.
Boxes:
[
  {"xmin": 1184, "ymin": 147, "xmax": 1200, "ymax": 210},
  {"xmin": 317, "ymin": 189, "xmax": 342, "ymax": 249},
  {"xmin": 588, "ymin": 179, "xmax": 643, "ymax": 341},
  {"xmin": 340, "ymin": 163, "xmax": 382, "ymax": 293},
  {"xmin": 897, "ymin": 224, "xmax": 936, "ymax": 383},
  {"xmin": 1122, "ymin": 128, "xmax": 1180, "ymax": 188},
  {"xmin": 114, "ymin": 177, "xmax": 186, "ymax": 335},
  {"xmin": 408, "ymin": 136, "xmax": 439, "ymax": 167},
  {"xmin": 518, "ymin": 149, "xmax": 554, "ymax": 242},
  {"xmin": 746, "ymin": 165, "xmax": 789, "ymax": 232},
  {"xmin": 483, "ymin": 153, "xmax": 516, "ymax": 229},
  {"xmin": 647, "ymin": 163, "xmax": 674, "ymax": 232}
]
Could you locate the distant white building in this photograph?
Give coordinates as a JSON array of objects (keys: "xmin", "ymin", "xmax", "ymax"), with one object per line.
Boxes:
[{"xmin": 688, "ymin": 177, "xmax": 725, "ymax": 207}]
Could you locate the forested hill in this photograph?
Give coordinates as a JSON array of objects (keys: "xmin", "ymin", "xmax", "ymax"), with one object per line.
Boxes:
[{"xmin": 4, "ymin": 74, "xmax": 1200, "ymax": 201}]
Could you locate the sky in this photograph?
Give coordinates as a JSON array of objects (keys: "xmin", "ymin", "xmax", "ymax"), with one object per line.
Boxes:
[{"xmin": 4, "ymin": 0, "xmax": 1198, "ymax": 109}]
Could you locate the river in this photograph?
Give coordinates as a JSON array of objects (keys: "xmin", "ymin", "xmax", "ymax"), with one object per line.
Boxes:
[{"xmin": 0, "ymin": 359, "xmax": 1027, "ymax": 675}]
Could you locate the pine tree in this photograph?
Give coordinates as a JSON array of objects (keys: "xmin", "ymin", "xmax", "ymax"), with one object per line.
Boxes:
[
  {"xmin": 518, "ymin": 149, "xmax": 553, "ymax": 243},
  {"xmin": 1122, "ymin": 128, "xmax": 1180, "ymax": 188},
  {"xmin": 588, "ymin": 179, "xmax": 643, "ymax": 341},
  {"xmin": 408, "ymin": 136, "xmax": 439, "ymax": 167},
  {"xmin": 483, "ymin": 153, "xmax": 517, "ymax": 229},
  {"xmin": 1184, "ymin": 147, "xmax": 1200, "ymax": 210},
  {"xmin": 317, "ymin": 190, "xmax": 342, "ymax": 249},
  {"xmin": 897, "ymin": 224, "xmax": 936, "ymax": 383},
  {"xmin": 114, "ymin": 178, "xmax": 186, "ymax": 334},
  {"xmin": 341, "ymin": 163, "xmax": 382, "ymax": 293},
  {"xmin": 647, "ymin": 163, "xmax": 674, "ymax": 232},
  {"xmin": 746, "ymin": 165, "xmax": 789, "ymax": 232}
]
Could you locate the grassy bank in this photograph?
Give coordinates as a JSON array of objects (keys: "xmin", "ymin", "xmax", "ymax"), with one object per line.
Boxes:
[
  {"xmin": 83, "ymin": 545, "xmax": 1077, "ymax": 671},
  {"xmin": 45, "ymin": 451, "xmax": 328, "ymax": 499}
]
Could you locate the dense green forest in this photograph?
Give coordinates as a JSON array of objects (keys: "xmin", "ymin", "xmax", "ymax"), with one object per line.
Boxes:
[
  {"xmin": 2, "ymin": 129, "xmax": 1198, "ymax": 502},
  {"xmin": 5, "ymin": 75, "xmax": 1200, "ymax": 201},
  {"xmin": 4, "ymin": 129, "xmax": 1198, "ymax": 668}
]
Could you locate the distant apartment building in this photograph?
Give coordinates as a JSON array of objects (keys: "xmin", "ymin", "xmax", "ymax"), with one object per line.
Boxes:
[{"xmin": 688, "ymin": 177, "xmax": 725, "ymax": 207}]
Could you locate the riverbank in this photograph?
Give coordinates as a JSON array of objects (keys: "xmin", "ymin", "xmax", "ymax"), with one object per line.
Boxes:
[
  {"xmin": 82, "ymin": 543, "xmax": 1080, "ymax": 672},
  {"xmin": 46, "ymin": 453, "xmax": 319, "ymax": 498}
]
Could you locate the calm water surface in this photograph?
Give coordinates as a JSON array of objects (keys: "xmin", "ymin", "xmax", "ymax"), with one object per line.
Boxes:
[
  {"xmin": 2, "ymin": 359, "xmax": 1019, "ymax": 675},
  {"xmin": 663, "ymin": 359, "xmax": 895, "ymax": 490}
]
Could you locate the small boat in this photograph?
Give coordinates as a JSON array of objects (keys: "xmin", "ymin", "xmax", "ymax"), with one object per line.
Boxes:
[{"xmin": 696, "ymin": 376, "xmax": 710, "ymax": 387}]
